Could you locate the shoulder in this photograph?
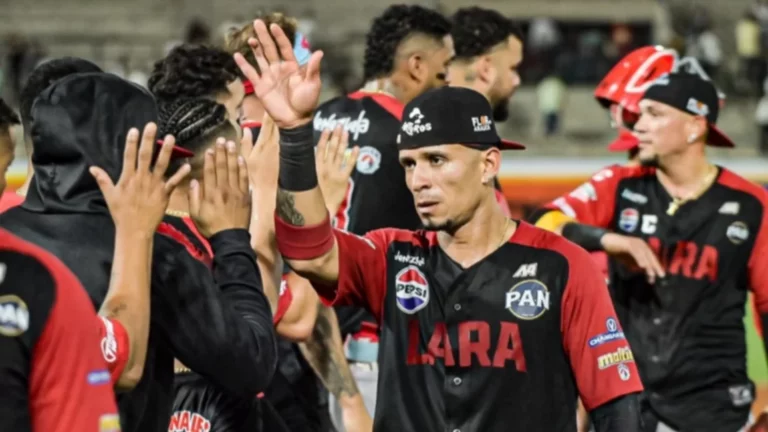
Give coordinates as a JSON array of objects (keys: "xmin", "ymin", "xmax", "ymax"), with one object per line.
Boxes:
[
  {"xmin": 511, "ymin": 222, "xmax": 598, "ymax": 276},
  {"xmin": 588, "ymin": 164, "xmax": 653, "ymax": 183},
  {"xmin": 717, "ymin": 168, "xmax": 768, "ymax": 207}
]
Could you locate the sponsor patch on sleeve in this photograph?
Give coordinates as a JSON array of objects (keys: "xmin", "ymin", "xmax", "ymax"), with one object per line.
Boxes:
[{"xmin": 587, "ymin": 318, "xmax": 625, "ymax": 348}]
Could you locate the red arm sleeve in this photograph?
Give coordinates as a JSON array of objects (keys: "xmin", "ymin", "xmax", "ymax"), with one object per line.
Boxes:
[
  {"xmin": 545, "ymin": 165, "xmax": 624, "ymax": 229},
  {"xmin": 749, "ymin": 202, "xmax": 768, "ymax": 315},
  {"xmin": 311, "ymin": 229, "xmax": 394, "ymax": 323},
  {"xmin": 561, "ymin": 243, "xmax": 644, "ymax": 410},
  {"xmin": 97, "ymin": 316, "xmax": 130, "ymax": 386},
  {"xmin": 273, "ymin": 277, "xmax": 294, "ymax": 325}
]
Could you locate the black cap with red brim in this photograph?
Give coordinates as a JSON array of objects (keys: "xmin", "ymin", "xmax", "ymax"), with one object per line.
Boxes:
[
  {"xmin": 396, "ymin": 87, "xmax": 526, "ymax": 151},
  {"xmin": 642, "ymin": 72, "xmax": 734, "ymax": 148}
]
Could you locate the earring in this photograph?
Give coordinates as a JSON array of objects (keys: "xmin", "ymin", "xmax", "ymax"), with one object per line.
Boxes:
[
  {"xmin": 482, "ymin": 177, "xmax": 489, "ymax": 185},
  {"xmin": 688, "ymin": 134, "xmax": 696, "ymax": 144}
]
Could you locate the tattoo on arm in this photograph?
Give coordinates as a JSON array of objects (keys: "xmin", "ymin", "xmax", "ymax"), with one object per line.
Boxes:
[
  {"xmin": 300, "ymin": 304, "xmax": 360, "ymax": 398},
  {"xmin": 276, "ymin": 189, "xmax": 306, "ymax": 226}
]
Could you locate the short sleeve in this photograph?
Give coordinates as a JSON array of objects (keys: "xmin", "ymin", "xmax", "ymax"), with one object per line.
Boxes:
[
  {"xmin": 273, "ymin": 277, "xmax": 294, "ymax": 324},
  {"xmin": 97, "ymin": 316, "xmax": 130, "ymax": 385},
  {"xmin": 560, "ymin": 244, "xmax": 644, "ymax": 410},
  {"xmin": 545, "ymin": 165, "xmax": 624, "ymax": 229},
  {"xmin": 749, "ymin": 200, "xmax": 768, "ymax": 313},
  {"xmin": 312, "ymin": 228, "xmax": 397, "ymax": 322}
]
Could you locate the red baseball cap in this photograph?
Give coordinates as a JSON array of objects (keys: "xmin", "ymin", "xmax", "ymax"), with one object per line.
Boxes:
[{"xmin": 606, "ymin": 129, "xmax": 639, "ymax": 152}]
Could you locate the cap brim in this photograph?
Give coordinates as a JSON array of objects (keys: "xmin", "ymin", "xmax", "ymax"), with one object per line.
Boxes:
[
  {"xmin": 156, "ymin": 140, "xmax": 195, "ymax": 158},
  {"xmin": 607, "ymin": 130, "xmax": 639, "ymax": 152},
  {"xmin": 498, "ymin": 139, "xmax": 526, "ymax": 150},
  {"xmin": 707, "ymin": 124, "xmax": 735, "ymax": 148}
]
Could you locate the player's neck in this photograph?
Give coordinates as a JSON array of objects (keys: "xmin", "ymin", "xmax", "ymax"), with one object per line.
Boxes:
[
  {"xmin": 167, "ymin": 182, "xmax": 191, "ymax": 215},
  {"xmin": 242, "ymin": 97, "xmax": 265, "ymax": 124},
  {"xmin": 361, "ymin": 78, "xmax": 410, "ymax": 105},
  {"xmin": 438, "ymin": 195, "xmax": 514, "ymax": 268},
  {"xmin": 656, "ymin": 149, "xmax": 713, "ymax": 195}
]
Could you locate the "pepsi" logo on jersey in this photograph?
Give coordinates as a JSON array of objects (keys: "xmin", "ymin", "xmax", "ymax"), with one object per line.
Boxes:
[
  {"xmin": 619, "ymin": 208, "xmax": 639, "ymax": 232},
  {"xmin": 505, "ymin": 279, "xmax": 550, "ymax": 320},
  {"xmin": 0, "ymin": 295, "xmax": 29, "ymax": 337},
  {"xmin": 395, "ymin": 265, "xmax": 429, "ymax": 314}
]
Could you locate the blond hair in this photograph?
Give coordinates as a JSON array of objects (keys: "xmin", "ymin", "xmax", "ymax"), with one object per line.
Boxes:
[{"xmin": 225, "ymin": 12, "xmax": 298, "ymax": 74}]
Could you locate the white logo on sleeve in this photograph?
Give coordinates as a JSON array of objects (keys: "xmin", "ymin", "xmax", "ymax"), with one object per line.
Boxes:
[
  {"xmin": 512, "ymin": 263, "xmax": 538, "ymax": 278},
  {"xmin": 99, "ymin": 316, "xmax": 118, "ymax": 363},
  {"xmin": 313, "ymin": 110, "xmax": 371, "ymax": 140},
  {"xmin": 719, "ymin": 202, "xmax": 740, "ymax": 215}
]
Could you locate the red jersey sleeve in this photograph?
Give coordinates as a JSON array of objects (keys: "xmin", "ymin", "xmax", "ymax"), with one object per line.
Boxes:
[
  {"xmin": 97, "ymin": 316, "xmax": 130, "ymax": 385},
  {"xmin": 545, "ymin": 165, "xmax": 625, "ymax": 229},
  {"xmin": 748, "ymin": 195, "xmax": 768, "ymax": 314},
  {"xmin": 560, "ymin": 241, "xmax": 644, "ymax": 410},
  {"xmin": 311, "ymin": 228, "xmax": 395, "ymax": 322},
  {"xmin": 273, "ymin": 277, "xmax": 294, "ymax": 324}
]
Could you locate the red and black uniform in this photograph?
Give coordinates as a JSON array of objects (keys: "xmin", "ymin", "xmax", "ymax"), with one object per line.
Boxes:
[
  {"xmin": 0, "ymin": 228, "xmax": 123, "ymax": 432},
  {"xmin": 298, "ymin": 222, "xmax": 644, "ymax": 431},
  {"xmin": 544, "ymin": 164, "xmax": 768, "ymax": 431},
  {"xmin": 166, "ymin": 216, "xmax": 296, "ymax": 432},
  {"xmin": 0, "ymin": 73, "xmax": 277, "ymax": 432}
]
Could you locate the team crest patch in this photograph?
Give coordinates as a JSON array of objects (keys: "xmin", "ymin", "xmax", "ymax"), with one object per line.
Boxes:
[
  {"xmin": 619, "ymin": 208, "xmax": 639, "ymax": 232},
  {"xmin": 726, "ymin": 221, "xmax": 749, "ymax": 244},
  {"xmin": 0, "ymin": 295, "xmax": 29, "ymax": 337},
  {"xmin": 505, "ymin": 279, "xmax": 550, "ymax": 320},
  {"xmin": 356, "ymin": 146, "xmax": 382, "ymax": 174},
  {"xmin": 395, "ymin": 265, "xmax": 429, "ymax": 314}
]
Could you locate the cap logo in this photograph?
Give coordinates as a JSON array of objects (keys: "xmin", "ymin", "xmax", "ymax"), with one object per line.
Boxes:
[
  {"xmin": 686, "ymin": 98, "xmax": 709, "ymax": 116},
  {"xmin": 401, "ymin": 107, "xmax": 432, "ymax": 136},
  {"xmin": 622, "ymin": 50, "xmax": 677, "ymax": 94},
  {"xmin": 472, "ymin": 116, "xmax": 492, "ymax": 132}
]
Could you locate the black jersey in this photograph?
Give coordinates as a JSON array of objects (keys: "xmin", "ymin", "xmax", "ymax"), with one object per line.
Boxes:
[
  {"xmin": 309, "ymin": 222, "xmax": 643, "ymax": 431},
  {"xmin": 546, "ymin": 164, "xmax": 768, "ymax": 431}
]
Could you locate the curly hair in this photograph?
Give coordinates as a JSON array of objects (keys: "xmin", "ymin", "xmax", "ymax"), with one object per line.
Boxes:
[
  {"xmin": 225, "ymin": 12, "xmax": 298, "ymax": 75},
  {"xmin": 451, "ymin": 7, "xmax": 521, "ymax": 60},
  {"xmin": 19, "ymin": 57, "xmax": 102, "ymax": 131},
  {"xmin": 148, "ymin": 44, "xmax": 240, "ymax": 103},
  {"xmin": 157, "ymin": 97, "xmax": 237, "ymax": 176},
  {"xmin": 0, "ymin": 98, "xmax": 20, "ymax": 129},
  {"xmin": 363, "ymin": 5, "xmax": 452, "ymax": 82}
]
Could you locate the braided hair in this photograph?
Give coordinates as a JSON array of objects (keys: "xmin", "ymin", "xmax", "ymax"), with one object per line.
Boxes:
[
  {"xmin": 158, "ymin": 97, "xmax": 237, "ymax": 177},
  {"xmin": 148, "ymin": 44, "xmax": 240, "ymax": 103},
  {"xmin": 451, "ymin": 7, "xmax": 521, "ymax": 60},
  {"xmin": 363, "ymin": 5, "xmax": 451, "ymax": 82}
]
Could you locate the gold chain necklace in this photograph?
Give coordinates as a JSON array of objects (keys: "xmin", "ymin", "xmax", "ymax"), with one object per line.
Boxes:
[{"xmin": 665, "ymin": 165, "xmax": 718, "ymax": 216}]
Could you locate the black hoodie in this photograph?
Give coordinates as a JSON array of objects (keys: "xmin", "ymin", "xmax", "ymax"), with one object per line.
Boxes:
[{"xmin": 0, "ymin": 73, "xmax": 277, "ymax": 432}]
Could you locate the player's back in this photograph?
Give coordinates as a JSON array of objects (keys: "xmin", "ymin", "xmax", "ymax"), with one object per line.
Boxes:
[
  {"xmin": 0, "ymin": 228, "xmax": 120, "ymax": 432},
  {"xmin": 313, "ymin": 91, "xmax": 421, "ymax": 235}
]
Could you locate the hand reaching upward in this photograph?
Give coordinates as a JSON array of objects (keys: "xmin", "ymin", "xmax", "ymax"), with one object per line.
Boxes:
[{"xmin": 233, "ymin": 20, "xmax": 324, "ymax": 129}]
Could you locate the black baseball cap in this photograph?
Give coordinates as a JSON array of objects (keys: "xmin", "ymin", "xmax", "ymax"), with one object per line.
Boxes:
[
  {"xmin": 641, "ymin": 72, "xmax": 733, "ymax": 148},
  {"xmin": 396, "ymin": 87, "xmax": 525, "ymax": 150}
]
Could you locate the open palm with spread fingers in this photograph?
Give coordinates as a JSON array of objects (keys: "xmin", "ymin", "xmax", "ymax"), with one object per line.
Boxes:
[
  {"xmin": 316, "ymin": 126, "xmax": 359, "ymax": 215},
  {"xmin": 233, "ymin": 19, "xmax": 324, "ymax": 128},
  {"xmin": 89, "ymin": 123, "xmax": 191, "ymax": 234}
]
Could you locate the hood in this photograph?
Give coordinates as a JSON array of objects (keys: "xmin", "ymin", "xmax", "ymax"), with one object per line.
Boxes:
[{"xmin": 23, "ymin": 72, "xmax": 158, "ymax": 214}]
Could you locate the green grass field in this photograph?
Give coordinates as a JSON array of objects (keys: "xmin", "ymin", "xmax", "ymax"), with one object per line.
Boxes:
[{"xmin": 747, "ymin": 295, "xmax": 768, "ymax": 383}]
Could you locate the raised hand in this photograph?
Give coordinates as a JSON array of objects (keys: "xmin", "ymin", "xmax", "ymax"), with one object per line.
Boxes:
[
  {"xmin": 233, "ymin": 19, "xmax": 324, "ymax": 129},
  {"xmin": 316, "ymin": 126, "xmax": 358, "ymax": 215},
  {"xmin": 89, "ymin": 123, "xmax": 191, "ymax": 235},
  {"xmin": 241, "ymin": 114, "xmax": 279, "ymax": 190},
  {"xmin": 189, "ymin": 139, "xmax": 252, "ymax": 238}
]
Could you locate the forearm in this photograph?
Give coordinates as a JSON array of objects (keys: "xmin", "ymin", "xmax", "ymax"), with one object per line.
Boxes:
[
  {"xmin": 299, "ymin": 303, "xmax": 361, "ymax": 400},
  {"xmin": 275, "ymin": 122, "xmax": 340, "ymax": 280},
  {"xmin": 99, "ymin": 230, "xmax": 153, "ymax": 384},
  {"xmin": 248, "ymin": 189, "xmax": 283, "ymax": 313},
  {"xmin": 276, "ymin": 123, "xmax": 330, "ymax": 227},
  {"xmin": 590, "ymin": 393, "xmax": 642, "ymax": 432}
]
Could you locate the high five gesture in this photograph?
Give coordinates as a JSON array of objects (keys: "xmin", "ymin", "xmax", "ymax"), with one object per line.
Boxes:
[{"xmin": 233, "ymin": 20, "xmax": 324, "ymax": 128}]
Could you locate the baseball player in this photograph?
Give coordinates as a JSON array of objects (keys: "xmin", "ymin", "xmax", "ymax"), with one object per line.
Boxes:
[
  {"xmin": 534, "ymin": 71, "xmax": 768, "ymax": 432},
  {"xmin": 235, "ymin": 20, "xmax": 645, "ymax": 431}
]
